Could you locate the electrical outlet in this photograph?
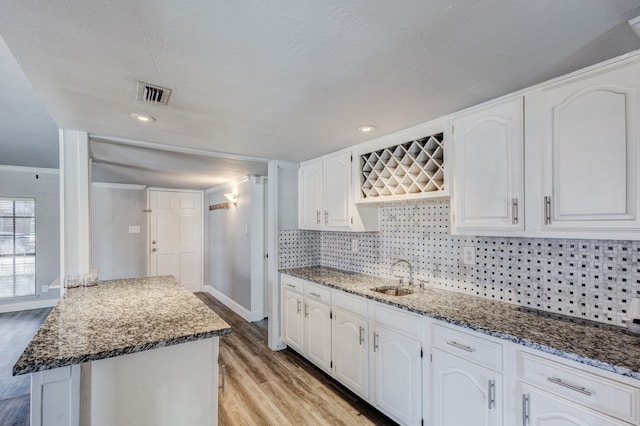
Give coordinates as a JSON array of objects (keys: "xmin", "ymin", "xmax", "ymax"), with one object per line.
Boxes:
[
  {"xmin": 41, "ymin": 284, "xmax": 48, "ymax": 293},
  {"xmin": 128, "ymin": 225, "xmax": 140, "ymax": 234},
  {"xmin": 351, "ymin": 239, "xmax": 359, "ymax": 253},
  {"xmin": 463, "ymin": 246, "xmax": 476, "ymax": 265}
]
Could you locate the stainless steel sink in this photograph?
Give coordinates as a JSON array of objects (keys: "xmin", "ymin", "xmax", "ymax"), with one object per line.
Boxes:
[{"xmin": 371, "ymin": 286, "xmax": 414, "ymax": 296}]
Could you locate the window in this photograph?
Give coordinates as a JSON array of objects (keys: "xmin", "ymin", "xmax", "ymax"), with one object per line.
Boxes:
[{"xmin": 0, "ymin": 198, "xmax": 36, "ymax": 298}]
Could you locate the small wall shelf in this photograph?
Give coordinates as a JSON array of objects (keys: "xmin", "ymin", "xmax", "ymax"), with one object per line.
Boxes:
[{"xmin": 358, "ymin": 133, "xmax": 446, "ymax": 202}]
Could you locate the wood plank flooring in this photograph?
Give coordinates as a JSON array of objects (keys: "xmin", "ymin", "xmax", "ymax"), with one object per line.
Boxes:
[
  {"xmin": 0, "ymin": 308, "xmax": 51, "ymax": 426},
  {"xmin": 196, "ymin": 293, "xmax": 398, "ymax": 426}
]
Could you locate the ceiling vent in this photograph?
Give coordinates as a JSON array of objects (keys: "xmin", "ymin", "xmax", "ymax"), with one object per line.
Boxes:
[{"xmin": 136, "ymin": 81, "xmax": 171, "ymax": 105}]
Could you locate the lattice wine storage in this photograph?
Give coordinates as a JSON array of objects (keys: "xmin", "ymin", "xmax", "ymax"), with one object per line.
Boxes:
[{"xmin": 359, "ymin": 133, "xmax": 445, "ymax": 202}]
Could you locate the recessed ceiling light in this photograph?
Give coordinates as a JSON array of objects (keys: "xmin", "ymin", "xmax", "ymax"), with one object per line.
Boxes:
[
  {"xmin": 130, "ymin": 113, "xmax": 156, "ymax": 123},
  {"xmin": 357, "ymin": 125, "xmax": 376, "ymax": 133}
]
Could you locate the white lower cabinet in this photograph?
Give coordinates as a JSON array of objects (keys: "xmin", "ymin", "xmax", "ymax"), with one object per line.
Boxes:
[
  {"xmin": 281, "ymin": 276, "xmax": 332, "ymax": 373},
  {"xmin": 281, "ymin": 274, "xmax": 640, "ymax": 426},
  {"xmin": 333, "ymin": 308, "xmax": 369, "ymax": 399},
  {"xmin": 521, "ymin": 384, "xmax": 628, "ymax": 426},
  {"xmin": 372, "ymin": 324, "xmax": 423, "ymax": 425},
  {"xmin": 282, "ymin": 287, "xmax": 304, "ymax": 353},
  {"xmin": 432, "ymin": 348, "xmax": 502, "ymax": 425},
  {"xmin": 304, "ymin": 296, "xmax": 332, "ymax": 372}
]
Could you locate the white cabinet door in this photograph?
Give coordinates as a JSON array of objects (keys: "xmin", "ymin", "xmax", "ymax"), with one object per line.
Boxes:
[
  {"xmin": 432, "ymin": 348, "xmax": 502, "ymax": 426},
  {"xmin": 536, "ymin": 61, "xmax": 640, "ymax": 233},
  {"xmin": 304, "ymin": 298, "xmax": 332, "ymax": 373},
  {"xmin": 333, "ymin": 309, "xmax": 369, "ymax": 399},
  {"xmin": 452, "ymin": 97, "xmax": 524, "ymax": 234},
  {"xmin": 373, "ymin": 326, "xmax": 422, "ymax": 426},
  {"xmin": 323, "ymin": 151, "xmax": 352, "ymax": 229},
  {"xmin": 298, "ymin": 159, "xmax": 323, "ymax": 229},
  {"xmin": 521, "ymin": 384, "xmax": 628, "ymax": 426},
  {"xmin": 282, "ymin": 289, "xmax": 304, "ymax": 353}
]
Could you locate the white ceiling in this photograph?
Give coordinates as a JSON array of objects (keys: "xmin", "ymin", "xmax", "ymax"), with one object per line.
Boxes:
[
  {"xmin": 0, "ymin": 37, "xmax": 58, "ymax": 168},
  {"xmin": 1, "ymin": 1, "xmax": 640, "ymax": 182},
  {"xmin": 89, "ymin": 138, "xmax": 267, "ymax": 189}
]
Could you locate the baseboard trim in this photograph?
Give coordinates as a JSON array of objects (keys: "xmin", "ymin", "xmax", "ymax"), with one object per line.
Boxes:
[
  {"xmin": 204, "ymin": 285, "xmax": 263, "ymax": 322},
  {"xmin": 0, "ymin": 297, "xmax": 58, "ymax": 313}
]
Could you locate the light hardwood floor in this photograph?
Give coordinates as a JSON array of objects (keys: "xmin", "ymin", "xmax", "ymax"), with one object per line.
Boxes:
[
  {"xmin": 196, "ymin": 293, "xmax": 398, "ymax": 426},
  {"xmin": 0, "ymin": 308, "xmax": 51, "ymax": 426}
]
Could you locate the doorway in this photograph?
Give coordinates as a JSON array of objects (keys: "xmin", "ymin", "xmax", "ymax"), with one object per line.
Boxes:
[{"xmin": 148, "ymin": 189, "xmax": 203, "ymax": 292}]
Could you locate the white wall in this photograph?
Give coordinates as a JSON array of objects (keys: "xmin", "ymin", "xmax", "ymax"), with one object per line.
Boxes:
[
  {"xmin": 206, "ymin": 176, "xmax": 265, "ymax": 321},
  {"xmin": 0, "ymin": 166, "xmax": 60, "ymax": 310},
  {"xmin": 207, "ymin": 178, "xmax": 252, "ymax": 309},
  {"xmin": 91, "ymin": 184, "xmax": 147, "ymax": 280}
]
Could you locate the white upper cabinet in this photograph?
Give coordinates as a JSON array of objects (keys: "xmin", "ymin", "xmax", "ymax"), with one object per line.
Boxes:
[
  {"xmin": 323, "ymin": 152, "xmax": 351, "ymax": 228},
  {"xmin": 298, "ymin": 150, "xmax": 379, "ymax": 232},
  {"xmin": 450, "ymin": 53, "xmax": 640, "ymax": 239},
  {"xmin": 451, "ymin": 97, "xmax": 524, "ymax": 235},
  {"xmin": 298, "ymin": 159, "xmax": 323, "ymax": 229},
  {"xmin": 528, "ymin": 59, "xmax": 640, "ymax": 238}
]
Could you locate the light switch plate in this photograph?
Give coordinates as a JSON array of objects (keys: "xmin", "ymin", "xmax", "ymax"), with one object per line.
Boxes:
[
  {"xmin": 128, "ymin": 225, "xmax": 141, "ymax": 234},
  {"xmin": 463, "ymin": 246, "xmax": 476, "ymax": 265}
]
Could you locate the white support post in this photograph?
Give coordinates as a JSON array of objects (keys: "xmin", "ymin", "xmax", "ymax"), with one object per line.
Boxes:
[
  {"xmin": 59, "ymin": 129, "xmax": 91, "ymax": 295},
  {"xmin": 267, "ymin": 161, "xmax": 286, "ymax": 350}
]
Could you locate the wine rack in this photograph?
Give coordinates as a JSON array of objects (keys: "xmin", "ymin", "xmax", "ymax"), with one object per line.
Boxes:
[{"xmin": 359, "ymin": 133, "xmax": 445, "ymax": 201}]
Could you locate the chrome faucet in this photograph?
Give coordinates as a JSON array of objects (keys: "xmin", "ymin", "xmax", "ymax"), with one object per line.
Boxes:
[{"xmin": 390, "ymin": 259, "xmax": 413, "ymax": 287}]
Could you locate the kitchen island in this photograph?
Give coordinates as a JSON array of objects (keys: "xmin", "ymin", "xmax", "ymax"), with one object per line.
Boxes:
[{"xmin": 14, "ymin": 276, "xmax": 231, "ymax": 426}]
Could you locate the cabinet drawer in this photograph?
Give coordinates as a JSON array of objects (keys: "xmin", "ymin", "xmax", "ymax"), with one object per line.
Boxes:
[
  {"xmin": 519, "ymin": 352, "xmax": 639, "ymax": 424},
  {"xmin": 281, "ymin": 275, "xmax": 303, "ymax": 294},
  {"xmin": 432, "ymin": 324, "xmax": 502, "ymax": 370},
  {"xmin": 333, "ymin": 290, "xmax": 368, "ymax": 318},
  {"xmin": 304, "ymin": 282, "xmax": 331, "ymax": 305},
  {"xmin": 374, "ymin": 304, "xmax": 421, "ymax": 339}
]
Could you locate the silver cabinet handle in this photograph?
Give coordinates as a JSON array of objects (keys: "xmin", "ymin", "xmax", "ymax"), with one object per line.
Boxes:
[
  {"xmin": 316, "ymin": 210, "xmax": 320, "ymax": 224},
  {"xmin": 151, "ymin": 248, "xmax": 157, "ymax": 252},
  {"xmin": 304, "ymin": 303, "xmax": 309, "ymax": 318},
  {"xmin": 512, "ymin": 198, "xmax": 519, "ymax": 225},
  {"xmin": 547, "ymin": 377, "xmax": 592, "ymax": 396},
  {"xmin": 544, "ymin": 196, "xmax": 552, "ymax": 225},
  {"xmin": 446, "ymin": 341, "xmax": 475, "ymax": 352},
  {"xmin": 488, "ymin": 379, "xmax": 496, "ymax": 409},
  {"xmin": 522, "ymin": 393, "xmax": 529, "ymax": 426},
  {"xmin": 359, "ymin": 326, "xmax": 364, "ymax": 345},
  {"xmin": 373, "ymin": 332, "xmax": 379, "ymax": 352},
  {"xmin": 286, "ymin": 283, "xmax": 296, "ymax": 288},
  {"xmin": 309, "ymin": 292, "xmax": 321, "ymax": 298},
  {"xmin": 324, "ymin": 210, "xmax": 328, "ymax": 224},
  {"xmin": 296, "ymin": 300, "xmax": 301, "ymax": 314},
  {"xmin": 219, "ymin": 364, "xmax": 226, "ymax": 394}
]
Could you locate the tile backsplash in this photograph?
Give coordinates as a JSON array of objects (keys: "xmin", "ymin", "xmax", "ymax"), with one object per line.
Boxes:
[{"xmin": 279, "ymin": 198, "xmax": 640, "ymax": 327}]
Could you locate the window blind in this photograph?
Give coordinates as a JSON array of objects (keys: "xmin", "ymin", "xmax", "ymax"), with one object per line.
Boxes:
[{"xmin": 0, "ymin": 198, "xmax": 36, "ymax": 298}]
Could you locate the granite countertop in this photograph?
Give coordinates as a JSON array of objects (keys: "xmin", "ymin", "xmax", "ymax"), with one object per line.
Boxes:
[
  {"xmin": 281, "ymin": 266, "xmax": 640, "ymax": 380},
  {"xmin": 13, "ymin": 276, "xmax": 231, "ymax": 375}
]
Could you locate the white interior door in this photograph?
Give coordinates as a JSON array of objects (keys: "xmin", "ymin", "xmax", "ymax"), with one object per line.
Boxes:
[{"xmin": 148, "ymin": 190, "xmax": 203, "ymax": 292}]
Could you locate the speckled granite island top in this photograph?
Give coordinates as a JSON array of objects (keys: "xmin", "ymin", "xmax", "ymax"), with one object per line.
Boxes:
[
  {"xmin": 282, "ymin": 266, "xmax": 640, "ymax": 380},
  {"xmin": 13, "ymin": 276, "xmax": 231, "ymax": 376}
]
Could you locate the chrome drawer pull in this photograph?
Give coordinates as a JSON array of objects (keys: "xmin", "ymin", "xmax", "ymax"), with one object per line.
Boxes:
[
  {"xmin": 547, "ymin": 377, "xmax": 592, "ymax": 396},
  {"xmin": 316, "ymin": 210, "xmax": 320, "ymax": 224},
  {"xmin": 544, "ymin": 196, "xmax": 552, "ymax": 225},
  {"xmin": 446, "ymin": 340, "xmax": 475, "ymax": 352},
  {"xmin": 488, "ymin": 379, "xmax": 496, "ymax": 409},
  {"xmin": 286, "ymin": 283, "xmax": 296, "ymax": 288},
  {"xmin": 309, "ymin": 292, "xmax": 321, "ymax": 298},
  {"xmin": 359, "ymin": 326, "xmax": 364, "ymax": 345},
  {"xmin": 522, "ymin": 393, "xmax": 529, "ymax": 426},
  {"xmin": 512, "ymin": 198, "xmax": 518, "ymax": 225},
  {"xmin": 304, "ymin": 303, "xmax": 309, "ymax": 318},
  {"xmin": 373, "ymin": 332, "xmax": 379, "ymax": 352},
  {"xmin": 296, "ymin": 300, "xmax": 301, "ymax": 314}
]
